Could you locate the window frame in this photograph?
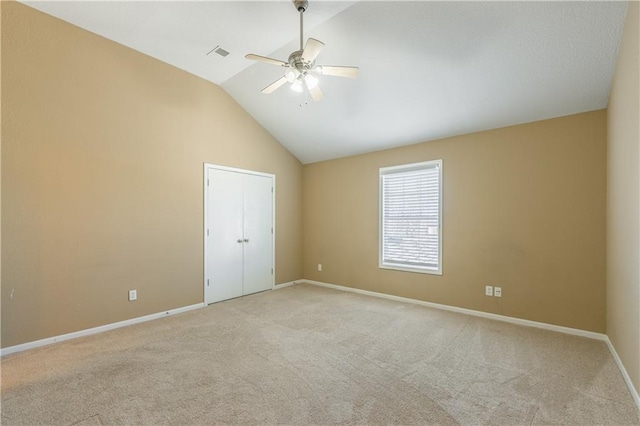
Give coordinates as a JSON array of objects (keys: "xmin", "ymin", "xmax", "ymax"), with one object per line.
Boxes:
[{"xmin": 379, "ymin": 159, "xmax": 443, "ymax": 275}]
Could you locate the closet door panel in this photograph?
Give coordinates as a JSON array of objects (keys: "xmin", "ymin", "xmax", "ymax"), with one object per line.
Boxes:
[
  {"xmin": 242, "ymin": 174, "xmax": 274, "ymax": 295},
  {"xmin": 206, "ymin": 169, "xmax": 244, "ymax": 304}
]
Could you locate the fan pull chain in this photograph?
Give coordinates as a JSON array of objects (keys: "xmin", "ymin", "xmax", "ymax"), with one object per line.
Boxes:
[{"xmin": 299, "ymin": 86, "xmax": 309, "ymax": 108}]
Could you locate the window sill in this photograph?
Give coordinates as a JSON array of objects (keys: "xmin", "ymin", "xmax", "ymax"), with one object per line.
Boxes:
[{"xmin": 379, "ymin": 263, "xmax": 442, "ymax": 276}]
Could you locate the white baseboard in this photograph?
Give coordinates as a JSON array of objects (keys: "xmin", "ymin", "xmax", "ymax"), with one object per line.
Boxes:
[
  {"xmin": 301, "ymin": 279, "xmax": 606, "ymax": 340},
  {"xmin": 1, "ymin": 303, "xmax": 205, "ymax": 357},
  {"xmin": 605, "ymin": 337, "xmax": 640, "ymax": 410},
  {"xmin": 272, "ymin": 280, "xmax": 299, "ymax": 290}
]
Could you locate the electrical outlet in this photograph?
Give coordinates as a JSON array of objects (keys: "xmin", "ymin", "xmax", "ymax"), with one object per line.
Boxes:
[
  {"xmin": 494, "ymin": 287, "xmax": 502, "ymax": 297},
  {"xmin": 485, "ymin": 286, "xmax": 493, "ymax": 296},
  {"xmin": 129, "ymin": 290, "xmax": 137, "ymax": 301},
  {"xmin": 317, "ymin": 264, "xmax": 322, "ymax": 272}
]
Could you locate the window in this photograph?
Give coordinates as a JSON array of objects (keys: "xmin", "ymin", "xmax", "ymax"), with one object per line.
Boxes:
[{"xmin": 379, "ymin": 160, "xmax": 442, "ymax": 275}]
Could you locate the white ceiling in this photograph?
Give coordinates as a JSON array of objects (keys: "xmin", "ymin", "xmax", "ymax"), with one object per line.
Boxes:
[{"xmin": 24, "ymin": 1, "xmax": 628, "ymax": 164}]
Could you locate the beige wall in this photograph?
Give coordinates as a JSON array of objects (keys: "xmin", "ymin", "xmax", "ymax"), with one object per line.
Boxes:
[
  {"xmin": 0, "ymin": 0, "xmax": 3, "ymax": 351},
  {"xmin": 607, "ymin": 1, "xmax": 640, "ymax": 396},
  {"xmin": 1, "ymin": 3, "xmax": 302, "ymax": 348},
  {"xmin": 303, "ymin": 111, "xmax": 607, "ymax": 332}
]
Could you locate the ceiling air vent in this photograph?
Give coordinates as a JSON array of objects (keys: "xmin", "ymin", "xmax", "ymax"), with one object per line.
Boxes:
[{"xmin": 206, "ymin": 45, "xmax": 230, "ymax": 58}]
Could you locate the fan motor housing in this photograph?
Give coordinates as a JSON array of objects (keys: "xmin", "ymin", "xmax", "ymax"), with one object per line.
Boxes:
[{"xmin": 288, "ymin": 50, "xmax": 312, "ymax": 72}]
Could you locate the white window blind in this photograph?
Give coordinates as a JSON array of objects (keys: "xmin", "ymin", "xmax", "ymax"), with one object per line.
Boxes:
[{"xmin": 380, "ymin": 160, "xmax": 442, "ymax": 274}]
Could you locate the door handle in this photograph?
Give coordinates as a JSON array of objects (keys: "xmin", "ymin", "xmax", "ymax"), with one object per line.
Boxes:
[
  {"xmin": 244, "ymin": 239, "xmax": 250, "ymax": 243},
  {"xmin": 237, "ymin": 239, "xmax": 243, "ymax": 243}
]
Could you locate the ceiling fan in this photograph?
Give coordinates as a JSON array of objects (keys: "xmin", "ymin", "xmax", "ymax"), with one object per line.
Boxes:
[{"xmin": 245, "ymin": 0, "xmax": 359, "ymax": 102}]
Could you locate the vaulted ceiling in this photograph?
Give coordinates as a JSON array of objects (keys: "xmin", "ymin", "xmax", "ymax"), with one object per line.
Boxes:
[{"xmin": 24, "ymin": 1, "xmax": 628, "ymax": 164}]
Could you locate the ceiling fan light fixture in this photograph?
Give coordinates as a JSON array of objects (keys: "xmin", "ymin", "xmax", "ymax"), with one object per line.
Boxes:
[
  {"xmin": 291, "ymin": 79, "xmax": 304, "ymax": 92},
  {"xmin": 285, "ymin": 69, "xmax": 297, "ymax": 83},
  {"xmin": 304, "ymin": 73, "xmax": 319, "ymax": 90}
]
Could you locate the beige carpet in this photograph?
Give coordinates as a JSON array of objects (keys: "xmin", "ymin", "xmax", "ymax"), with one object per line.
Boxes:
[{"xmin": 1, "ymin": 284, "xmax": 639, "ymax": 425}]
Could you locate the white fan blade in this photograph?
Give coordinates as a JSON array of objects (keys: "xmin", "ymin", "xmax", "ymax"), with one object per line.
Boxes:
[
  {"xmin": 317, "ymin": 66, "xmax": 359, "ymax": 78},
  {"xmin": 308, "ymin": 85, "xmax": 324, "ymax": 102},
  {"xmin": 261, "ymin": 76, "xmax": 288, "ymax": 94},
  {"xmin": 245, "ymin": 54, "xmax": 287, "ymax": 67},
  {"xmin": 301, "ymin": 38, "xmax": 325, "ymax": 63}
]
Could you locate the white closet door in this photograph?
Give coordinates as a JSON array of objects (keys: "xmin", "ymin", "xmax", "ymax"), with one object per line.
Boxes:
[
  {"xmin": 242, "ymin": 174, "xmax": 274, "ymax": 295},
  {"xmin": 206, "ymin": 169, "xmax": 244, "ymax": 304}
]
